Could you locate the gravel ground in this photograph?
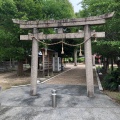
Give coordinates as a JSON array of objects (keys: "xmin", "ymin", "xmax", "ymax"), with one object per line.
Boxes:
[{"xmin": 46, "ymin": 64, "xmax": 98, "ymax": 85}]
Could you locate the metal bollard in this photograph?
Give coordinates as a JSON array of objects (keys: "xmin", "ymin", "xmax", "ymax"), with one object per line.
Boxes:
[
  {"xmin": 51, "ymin": 89, "xmax": 57, "ymax": 108},
  {"xmin": 0, "ymin": 86, "xmax": 1, "ymax": 106}
]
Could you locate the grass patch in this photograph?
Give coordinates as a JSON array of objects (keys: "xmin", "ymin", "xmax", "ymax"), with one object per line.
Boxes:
[{"xmin": 104, "ymin": 90, "xmax": 120, "ymax": 104}]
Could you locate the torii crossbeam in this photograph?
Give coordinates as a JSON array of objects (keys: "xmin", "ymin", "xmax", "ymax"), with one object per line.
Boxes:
[
  {"xmin": 20, "ymin": 32, "xmax": 105, "ymax": 40},
  {"xmin": 13, "ymin": 12, "xmax": 114, "ymax": 28}
]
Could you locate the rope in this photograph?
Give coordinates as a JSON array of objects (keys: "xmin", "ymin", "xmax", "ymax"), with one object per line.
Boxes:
[
  {"xmin": 37, "ymin": 39, "xmax": 62, "ymax": 46},
  {"xmin": 62, "ymin": 41, "xmax": 83, "ymax": 46},
  {"xmin": 32, "ymin": 34, "xmax": 95, "ymax": 47}
]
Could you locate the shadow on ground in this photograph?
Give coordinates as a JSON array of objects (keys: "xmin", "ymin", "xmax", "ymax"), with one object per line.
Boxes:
[{"xmin": 0, "ymin": 84, "xmax": 120, "ymax": 120}]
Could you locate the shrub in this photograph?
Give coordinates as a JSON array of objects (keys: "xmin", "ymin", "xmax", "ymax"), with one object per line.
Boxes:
[
  {"xmin": 77, "ymin": 57, "xmax": 85, "ymax": 63},
  {"xmin": 102, "ymin": 68, "xmax": 120, "ymax": 91}
]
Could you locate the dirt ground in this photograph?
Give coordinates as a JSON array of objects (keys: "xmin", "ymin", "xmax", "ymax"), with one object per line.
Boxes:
[
  {"xmin": 0, "ymin": 71, "xmax": 31, "ymax": 90},
  {"xmin": 0, "ymin": 63, "xmax": 97, "ymax": 90},
  {"xmin": 0, "ymin": 67, "xmax": 70, "ymax": 90}
]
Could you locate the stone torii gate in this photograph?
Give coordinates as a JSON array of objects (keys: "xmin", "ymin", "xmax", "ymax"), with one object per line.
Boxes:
[{"xmin": 13, "ymin": 12, "xmax": 114, "ymax": 97}]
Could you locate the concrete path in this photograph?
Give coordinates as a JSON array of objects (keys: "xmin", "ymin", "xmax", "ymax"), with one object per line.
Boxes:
[{"xmin": 0, "ymin": 64, "xmax": 120, "ymax": 120}]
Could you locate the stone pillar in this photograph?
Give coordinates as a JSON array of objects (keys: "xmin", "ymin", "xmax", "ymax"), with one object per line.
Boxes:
[
  {"xmin": 84, "ymin": 25, "xmax": 94, "ymax": 97},
  {"xmin": 74, "ymin": 49, "xmax": 77, "ymax": 66},
  {"xmin": 30, "ymin": 28, "xmax": 38, "ymax": 95}
]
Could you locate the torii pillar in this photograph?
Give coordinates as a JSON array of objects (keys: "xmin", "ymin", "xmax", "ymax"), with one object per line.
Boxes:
[
  {"xmin": 84, "ymin": 25, "xmax": 94, "ymax": 97},
  {"xmin": 30, "ymin": 28, "xmax": 38, "ymax": 95},
  {"xmin": 74, "ymin": 49, "xmax": 77, "ymax": 66}
]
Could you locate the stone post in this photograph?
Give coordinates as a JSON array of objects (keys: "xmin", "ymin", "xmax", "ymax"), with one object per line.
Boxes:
[
  {"xmin": 30, "ymin": 28, "xmax": 38, "ymax": 95},
  {"xmin": 74, "ymin": 49, "xmax": 77, "ymax": 66},
  {"xmin": 84, "ymin": 25, "xmax": 94, "ymax": 97}
]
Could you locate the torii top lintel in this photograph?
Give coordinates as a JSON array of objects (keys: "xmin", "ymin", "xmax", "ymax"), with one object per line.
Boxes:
[{"xmin": 12, "ymin": 12, "xmax": 114, "ymax": 29}]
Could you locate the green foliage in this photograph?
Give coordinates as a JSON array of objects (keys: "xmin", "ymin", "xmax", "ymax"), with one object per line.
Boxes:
[
  {"xmin": 41, "ymin": 0, "xmax": 75, "ymax": 20},
  {"xmin": 102, "ymin": 68, "xmax": 120, "ymax": 91},
  {"xmin": 77, "ymin": 57, "xmax": 85, "ymax": 63},
  {"xmin": 80, "ymin": 0, "xmax": 120, "ymax": 36},
  {"xmin": 92, "ymin": 41, "xmax": 120, "ymax": 57},
  {"xmin": 117, "ymin": 94, "xmax": 120, "ymax": 102},
  {"xmin": 14, "ymin": 0, "xmax": 43, "ymax": 20},
  {"xmin": 40, "ymin": 0, "xmax": 76, "ymax": 57},
  {"xmin": 0, "ymin": 0, "xmax": 17, "ymax": 30},
  {"xmin": 78, "ymin": 0, "xmax": 120, "ymax": 60},
  {"xmin": 0, "ymin": 0, "xmax": 75, "ymax": 61},
  {"xmin": 64, "ymin": 57, "xmax": 73, "ymax": 62}
]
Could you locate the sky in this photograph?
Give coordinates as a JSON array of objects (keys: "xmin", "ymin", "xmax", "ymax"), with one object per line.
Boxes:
[{"xmin": 69, "ymin": 0, "xmax": 82, "ymax": 13}]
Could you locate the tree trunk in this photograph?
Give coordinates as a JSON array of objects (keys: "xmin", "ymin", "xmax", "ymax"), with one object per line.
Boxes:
[
  {"xmin": 103, "ymin": 58, "xmax": 109, "ymax": 73},
  {"xmin": 38, "ymin": 57, "xmax": 40, "ymax": 69},
  {"xmin": 106, "ymin": 58, "xmax": 109, "ymax": 73},
  {"xmin": 12, "ymin": 59, "xmax": 15, "ymax": 68},
  {"xmin": 61, "ymin": 56, "xmax": 63, "ymax": 71},
  {"xmin": 117, "ymin": 60, "xmax": 120, "ymax": 68},
  {"xmin": 17, "ymin": 60, "xmax": 23, "ymax": 76},
  {"xmin": 111, "ymin": 57, "xmax": 114, "ymax": 71},
  {"xmin": 27, "ymin": 56, "xmax": 31, "ymax": 67}
]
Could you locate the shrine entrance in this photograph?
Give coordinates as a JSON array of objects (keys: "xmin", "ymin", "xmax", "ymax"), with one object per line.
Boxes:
[{"xmin": 13, "ymin": 12, "xmax": 114, "ymax": 97}]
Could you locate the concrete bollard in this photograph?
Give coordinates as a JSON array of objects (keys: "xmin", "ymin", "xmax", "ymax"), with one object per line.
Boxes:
[{"xmin": 51, "ymin": 89, "xmax": 57, "ymax": 108}]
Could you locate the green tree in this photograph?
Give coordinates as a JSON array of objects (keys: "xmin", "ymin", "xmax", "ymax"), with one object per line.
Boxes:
[
  {"xmin": 40, "ymin": 0, "xmax": 76, "ymax": 58},
  {"xmin": 77, "ymin": 0, "xmax": 120, "ymax": 71},
  {"xmin": 0, "ymin": 0, "xmax": 43, "ymax": 75},
  {"xmin": 0, "ymin": 0, "xmax": 76, "ymax": 75},
  {"xmin": 41, "ymin": 0, "xmax": 75, "ymax": 20}
]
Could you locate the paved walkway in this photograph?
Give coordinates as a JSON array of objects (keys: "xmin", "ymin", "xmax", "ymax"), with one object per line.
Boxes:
[{"xmin": 0, "ymin": 64, "xmax": 120, "ymax": 120}]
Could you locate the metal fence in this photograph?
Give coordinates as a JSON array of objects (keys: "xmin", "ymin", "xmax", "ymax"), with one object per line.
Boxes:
[{"xmin": 0, "ymin": 61, "xmax": 18, "ymax": 72}]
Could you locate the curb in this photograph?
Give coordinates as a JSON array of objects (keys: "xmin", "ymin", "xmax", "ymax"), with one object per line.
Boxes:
[
  {"xmin": 40, "ymin": 68, "xmax": 73, "ymax": 84},
  {"xmin": 94, "ymin": 66, "xmax": 103, "ymax": 91},
  {"xmin": 12, "ymin": 84, "xmax": 30, "ymax": 88}
]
